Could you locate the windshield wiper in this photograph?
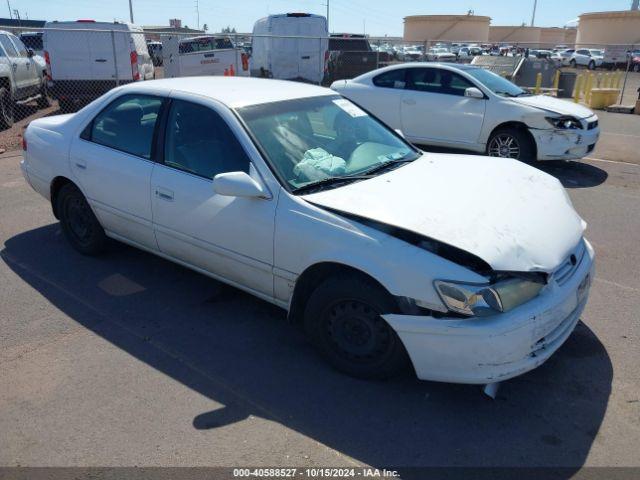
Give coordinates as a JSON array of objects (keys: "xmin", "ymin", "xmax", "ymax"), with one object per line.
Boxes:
[
  {"xmin": 362, "ymin": 157, "xmax": 415, "ymax": 176},
  {"xmin": 293, "ymin": 174, "xmax": 373, "ymax": 194}
]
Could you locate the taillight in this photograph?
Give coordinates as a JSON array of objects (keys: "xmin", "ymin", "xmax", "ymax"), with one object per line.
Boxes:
[
  {"xmin": 130, "ymin": 51, "xmax": 140, "ymax": 81},
  {"xmin": 44, "ymin": 50, "xmax": 52, "ymax": 80},
  {"xmin": 22, "ymin": 136, "xmax": 27, "ymax": 151}
]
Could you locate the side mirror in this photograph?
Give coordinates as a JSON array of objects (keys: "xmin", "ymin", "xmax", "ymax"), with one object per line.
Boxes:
[
  {"xmin": 213, "ymin": 171, "xmax": 268, "ymax": 199},
  {"xmin": 464, "ymin": 87, "xmax": 484, "ymax": 99},
  {"xmin": 27, "ymin": 49, "xmax": 34, "ymax": 58}
]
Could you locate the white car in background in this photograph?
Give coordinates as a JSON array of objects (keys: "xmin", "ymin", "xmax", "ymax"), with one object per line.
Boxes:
[
  {"xmin": 426, "ymin": 47, "xmax": 457, "ymax": 62},
  {"xmin": 569, "ymin": 49, "xmax": 604, "ymax": 70},
  {"xmin": 331, "ymin": 63, "xmax": 600, "ymax": 161},
  {"xmin": 21, "ymin": 77, "xmax": 593, "ymax": 387}
]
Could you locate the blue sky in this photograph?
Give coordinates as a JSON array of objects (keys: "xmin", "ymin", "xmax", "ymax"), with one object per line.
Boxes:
[{"xmin": 10, "ymin": 0, "xmax": 634, "ymax": 36}]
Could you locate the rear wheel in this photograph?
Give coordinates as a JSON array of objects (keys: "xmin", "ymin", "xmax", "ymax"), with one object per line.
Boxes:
[
  {"xmin": 588, "ymin": 60, "xmax": 596, "ymax": 70},
  {"xmin": 0, "ymin": 87, "xmax": 15, "ymax": 130},
  {"xmin": 303, "ymin": 274, "xmax": 409, "ymax": 380},
  {"xmin": 57, "ymin": 183, "xmax": 107, "ymax": 255},
  {"xmin": 487, "ymin": 127, "xmax": 535, "ymax": 161},
  {"xmin": 570, "ymin": 59, "xmax": 577, "ymax": 68}
]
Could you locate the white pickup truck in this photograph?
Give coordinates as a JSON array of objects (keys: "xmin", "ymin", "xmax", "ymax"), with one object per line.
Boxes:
[{"xmin": 162, "ymin": 35, "xmax": 249, "ymax": 78}]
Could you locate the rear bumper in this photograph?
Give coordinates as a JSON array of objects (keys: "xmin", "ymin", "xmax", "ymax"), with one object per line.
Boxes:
[
  {"xmin": 383, "ymin": 240, "xmax": 595, "ymax": 384},
  {"xmin": 530, "ymin": 125, "xmax": 600, "ymax": 161}
]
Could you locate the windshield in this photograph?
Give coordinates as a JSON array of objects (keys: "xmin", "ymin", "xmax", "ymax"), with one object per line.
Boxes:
[
  {"xmin": 238, "ymin": 96, "xmax": 420, "ymax": 192},
  {"xmin": 464, "ymin": 68, "xmax": 526, "ymax": 97}
]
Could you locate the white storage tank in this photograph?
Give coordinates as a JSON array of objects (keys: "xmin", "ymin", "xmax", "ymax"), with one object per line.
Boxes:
[
  {"xmin": 576, "ymin": 10, "xmax": 640, "ymax": 46},
  {"xmin": 403, "ymin": 14, "xmax": 490, "ymax": 43}
]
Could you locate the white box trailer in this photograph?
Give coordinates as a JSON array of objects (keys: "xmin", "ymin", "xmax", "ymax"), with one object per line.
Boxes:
[
  {"xmin": 42, "ymin": 20, "xmax": 154, "ymax": 108},
  {"xmin": 251, "ymin": 13, "xmax": 328, "ymax": 84},
  {"xmin": 162, "ymin": 35, "xmax": 249, "ymax": 78}
]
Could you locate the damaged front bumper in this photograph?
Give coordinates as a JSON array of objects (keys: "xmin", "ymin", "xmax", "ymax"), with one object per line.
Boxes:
[
  {"xmin": 384, "ymin": 241, "xmax": 595, "ymax": 384},
  {"xmin": 530, "ymin": 120, "xmax": 600, "ymax": 161}
]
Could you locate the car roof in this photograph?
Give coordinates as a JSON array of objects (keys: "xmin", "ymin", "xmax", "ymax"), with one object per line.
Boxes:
[
  {"xmin": 117, "ymin": 77, "xmax": 335, "ymax": 109},
  {"xmin": 353, "ymin": 62, "xmax": 479, "ymax": 82}
]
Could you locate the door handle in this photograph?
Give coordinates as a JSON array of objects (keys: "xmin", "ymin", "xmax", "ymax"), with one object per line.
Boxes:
[
  {"xmin": 402, "ymin": 98, "xmax": 416, "ymax": 105},
  {"xmin": 74, "ymin": 160, "xmax": 87, "ymax": 170},
  {"xmin": 155, "ymin": 188, "xmax": 174, "ymax": 201}
]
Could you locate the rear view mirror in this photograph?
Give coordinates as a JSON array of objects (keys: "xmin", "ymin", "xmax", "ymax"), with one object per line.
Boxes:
[
  {"xmin": 213, "ymin": 171, "xmax": 268, "ymax": 199},
  {"xmin": 464, "ymin": 87, "xmax": 485, "ymax": 99}
]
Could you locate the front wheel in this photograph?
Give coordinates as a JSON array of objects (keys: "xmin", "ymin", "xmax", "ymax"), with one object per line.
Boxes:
[
  {"xmin": 36, "ymin": 79, "xmax": 51, "ymax": 108},
  {"xmin": 303, "ymin": 275, "xmax": 409, "ymax": 380},
  {"xmin": 0, "ymin": 87, "xmax": 15, "ymax": 130},
  {"xmin": 487, "ymin": 127, "xmax": 535, "ymax": 161},
  {"xmin": 588, "ymin": 60, "xmax": 596, "ymax": 70},
  {"xmin": 57, "ymin": 183, "xmax": 107, "ymax": 255},
  {"xmin": 570, "ymin": 59, "xmax": 577, "ymax": 68}
]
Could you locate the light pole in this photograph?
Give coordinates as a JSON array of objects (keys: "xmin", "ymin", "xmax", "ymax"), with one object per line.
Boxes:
[
  {"xmin": 530, "ymin": 0, "xmax": 537, "ymax": 26},
  {"xmin": 128, "ymin": 0, "xmax": 134, "ymax": 23}
]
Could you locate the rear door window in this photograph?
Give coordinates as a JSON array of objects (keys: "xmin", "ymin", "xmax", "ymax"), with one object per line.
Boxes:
[{"xmin": 87, "ymin": 94, "xmax": 164, "ymax": 159}]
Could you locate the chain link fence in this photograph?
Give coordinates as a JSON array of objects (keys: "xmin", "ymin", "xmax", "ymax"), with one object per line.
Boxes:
[{"xmin": 0, "ymin": 24, "xmax": 637, "ymax": 150}]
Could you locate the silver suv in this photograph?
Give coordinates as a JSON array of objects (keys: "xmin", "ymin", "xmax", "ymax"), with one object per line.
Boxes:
[{"xmin": 0, "ymin": 30, "xmax": 50, "ymax": 129}]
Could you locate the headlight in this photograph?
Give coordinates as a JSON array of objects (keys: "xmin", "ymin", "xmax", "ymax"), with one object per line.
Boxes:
[
  {"xmin": 546, "ymin": 116, "xmax": 582, "ymax": 130},
  {"xmin": 434, "ymin": 277, "xmax": 545, "ymax": 317}
]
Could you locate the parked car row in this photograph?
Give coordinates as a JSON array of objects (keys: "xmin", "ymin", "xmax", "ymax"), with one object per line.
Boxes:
[{"xmin": 21, "ymin": 75, "xmax": 595, "ymax": 389}]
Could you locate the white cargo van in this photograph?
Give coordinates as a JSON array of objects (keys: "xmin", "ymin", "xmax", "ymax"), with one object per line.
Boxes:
[
  {"xmin": 162, "ymin": 35, "xmax": 249, "ymax": 78},
  {"xmin": 43, "ymin": 20, "xmax": 154, "ymax": 110},
  {"xmin": 251, "ymin": 13, "xmax": 328, "ymax": 84}
]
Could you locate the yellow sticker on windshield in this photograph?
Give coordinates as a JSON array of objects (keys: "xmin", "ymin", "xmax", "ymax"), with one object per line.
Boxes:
[{"xmin": 333, "ymin": 98, "xmax": 368, "ymax": 118}]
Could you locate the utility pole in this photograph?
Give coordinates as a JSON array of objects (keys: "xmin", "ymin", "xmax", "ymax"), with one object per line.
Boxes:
[
  {"xmin": 6, "ymin": 0, "xmax": 12, "ymax": 19},
  {"xmin": 632, "ymin": 0, "xmax": 639, "ymax": 10},
  {"xmin": 530, "ymin": 0, "xmax": 537, "ymax": 26},
  {"xmin": 128, "ymin": 0, "xmax": 134, "ymax": 23},
  {"xmin": 195, "ymin": 0, "xmax": 200, "ymax": 30}
]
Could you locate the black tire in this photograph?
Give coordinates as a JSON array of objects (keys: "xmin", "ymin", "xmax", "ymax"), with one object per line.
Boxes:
[
  {"xmin": 0, "ymin": 86, "xmax": 15, "ymax": 130},
  {"xmin": 588, "ymin": 60, "xmax": 595, "ymax": 70},
  {"xmin": 57, "ymin": 183, "xmax": 107, "ymax": 255},
  {"xmin": 634, "ymin": 64, "xmax": 640, "ymax": 73},
  {"xmin": 59, "ymin": 99, "xmax": 75, "ymax": 113},
  {"xmin": 36, "ymin": 79, "xmax": 51, "ymax": 108},
  {"xmin": 303, "ymin": 274, "xmax": 409, "ymax": 380},
  {"xmin": 570, "ymin": 59, "xmax": 576, "ymax": 68},
  {"xmin": 487, "ymin": 127, "xmax": 535, "ymax": 161}
]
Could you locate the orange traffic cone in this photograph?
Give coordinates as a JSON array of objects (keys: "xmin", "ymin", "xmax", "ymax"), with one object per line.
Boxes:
[{"xmin": 229, "ymin": 64, "xmax": 235, "ymax": 76}]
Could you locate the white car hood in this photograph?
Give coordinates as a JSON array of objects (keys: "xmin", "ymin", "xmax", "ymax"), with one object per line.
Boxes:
[
  {"xmin": 510, "ymin": 95, "xmax": 594, "ymax": 119},
  {"xmin": 303, "ymin": 154, "xmax": 584, "ymax": 273}
]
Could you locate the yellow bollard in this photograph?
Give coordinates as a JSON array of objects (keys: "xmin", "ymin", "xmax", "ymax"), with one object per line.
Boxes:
[
  {"xmin": 585, "ymin": 74, "xmax": 594, "ymax": 104},
  {"xmin": 615, "ymin": 71, "xmax": 623, "ymax": 89},
  {"xmin": 534, "ymin": 72, "xmax": 542, "ymax": 95},
  {"xmin": 603, "ymin": 73, "xmax": 611, "ymax": 88},
  {"xmin": 553, "ymin": 70, "xmax": 560, "ymax": 94},
  {"xmin": 574, "ymin": 75, "xmax": 583, "ymax": 103}
]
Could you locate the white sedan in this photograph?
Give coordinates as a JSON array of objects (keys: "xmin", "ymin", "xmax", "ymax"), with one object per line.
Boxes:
[
  {"xmin": 331, "ymin": 63, "xmax": 600, "ymax": 161},
  {"xmin": 21, "ymin": 77, "xmax": 594, "ymax": 386}
]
